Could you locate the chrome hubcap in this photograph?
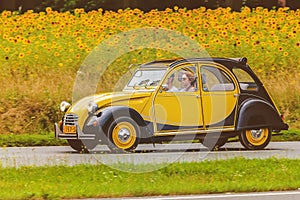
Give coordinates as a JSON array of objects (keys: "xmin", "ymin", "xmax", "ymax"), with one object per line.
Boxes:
[
  {"xmin": 118, "ymin": 128, "xmax": 130, "ymax": 142},
  {"xmin": 250, "ymin": 129, "xmax": 263, "ymax": 139}
]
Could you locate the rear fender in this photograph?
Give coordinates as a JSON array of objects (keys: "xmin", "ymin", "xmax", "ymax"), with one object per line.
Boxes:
[{"xmin": 237, "ymin": 99, "xmax": 287, "ymax": 131}]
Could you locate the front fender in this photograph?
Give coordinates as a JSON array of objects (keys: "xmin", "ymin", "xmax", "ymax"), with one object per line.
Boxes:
[
  {"xmin": 237, "ymin": 99, "xmax": 288, "ymax": 131},
  {"xmin": 97, "ymin": 106, "xmax": 146, "ymax": 127},
  {"xmin": 83, "ymin": 106, "xmax": 151, "ymax": 140}
]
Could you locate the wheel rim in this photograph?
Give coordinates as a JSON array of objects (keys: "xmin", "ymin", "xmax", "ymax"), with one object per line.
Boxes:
[
  {"xmin": 245, "ymin": 128, "xmax": 269, "ymax": 146},
  {"xmin": 112, "ymin": 121, "xmax": 137, "ymax": 149}
]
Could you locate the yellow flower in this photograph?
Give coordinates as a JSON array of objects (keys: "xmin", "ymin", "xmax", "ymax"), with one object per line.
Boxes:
[
  {"xmin": 235, "ymin": 40, "xmax": 242, "ymax": 46},
  {"xmin": 165, "ymin": 8, "xmax": 172, "ymax": 13},
  {"xmin": 46, "ymin": 7, "xmax": 52, "ymax": 14},
  {"xmin": 190, "ymin": 35, "xmax": 196, "ymax": 40},
  {"xmin": 18, "ymin": 53, "xmax": 25, "ymax": 59},
  {"xmin": 156, "ymin": 51, "xmax": 162, "ymax": 58},
  {"xmin": 1, "ymin": 10, "xmax": 11, "ymax": 18}
]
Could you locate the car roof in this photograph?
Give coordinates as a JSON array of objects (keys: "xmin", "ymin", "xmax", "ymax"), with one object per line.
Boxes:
[
  {"xmin": 139, "ymin": 57, "xmax": 247, "ymax": 69},
  {"xmin": 139, "ymin": 59, "xmax": 180, "ymax": 68}
]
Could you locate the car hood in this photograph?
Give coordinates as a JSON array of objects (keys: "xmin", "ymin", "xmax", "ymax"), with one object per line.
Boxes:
[{"xmin": 67, "ymin": 91, "xmax": 153, "ymax": 128}]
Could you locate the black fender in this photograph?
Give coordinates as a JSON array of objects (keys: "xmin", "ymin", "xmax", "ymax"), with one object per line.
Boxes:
[
  {"xmin": 86, "ymin": 106, "xmax": 152, "ymax": 141},
  {"xmin": 237, "ymin": 98, "xmax": 288, "ymax": 131},
  {"xmin": 97, "ymin": 106, "xmax": 145, "ymax": 127}
]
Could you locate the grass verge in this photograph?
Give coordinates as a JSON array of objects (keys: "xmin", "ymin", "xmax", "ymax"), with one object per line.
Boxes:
[
  {"xmin": 0, "ymin": 129, "xmax": 300, "ymax": 148},
  {"xmin": 272, "ymin": 129, "xmax": 300, "ymax": 141},
  {"xmin": 0, "ymin": 158, "xmax": 300, "ymax": 199},
  {"xmin": 0, "ymin": 133, "xmax": 67, "ymax": 147}
]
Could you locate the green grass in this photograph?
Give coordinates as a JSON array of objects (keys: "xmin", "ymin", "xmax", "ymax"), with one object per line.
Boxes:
[
  {"xmin": 0, "ymin": 158, "xmax": 299, "ymax": 199},
  {"xmin": 272, "ymin": 129, "xmax": 300, "ymax": 141},
  {"xmin": 0, "ymin": 133, "xmax": 67, "ymax": 147},
  {"xmin": 0, "ymin": 129, "xmax": 299, "ymax": 148}
]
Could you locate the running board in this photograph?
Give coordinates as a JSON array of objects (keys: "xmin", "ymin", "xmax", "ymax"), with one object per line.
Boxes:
[{"xmin": 153, "ymin": 128, "xmax": 235, "ymax": 137}]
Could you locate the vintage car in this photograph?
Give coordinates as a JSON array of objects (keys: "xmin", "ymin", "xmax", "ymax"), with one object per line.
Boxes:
[{"xmin": 55, "ymin": 57, "xmax": 288, "ymax": 152}]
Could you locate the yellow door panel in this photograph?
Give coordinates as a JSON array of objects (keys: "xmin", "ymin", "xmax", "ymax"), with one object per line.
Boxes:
[
  {"xmin": 152, "ymin": 63, "xmax": 204, "ymax": 132},
  {"xmin": 201, "ymin": 92, "xmax": 237, "ymax": 126},
  {"xmin": 200, "ymin": 64, "xmax": 239, "ymax": 128},
  {"xmin": 154, "ymin": 92, "xmax": 202, "ymax": 127}
]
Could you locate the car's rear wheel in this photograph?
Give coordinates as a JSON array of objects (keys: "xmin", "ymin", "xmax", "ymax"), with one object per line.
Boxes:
[
  {"xmin": 239, "ymin": 127, "xmax": 271, "ymax": 150},
  {"xmin": 67, "ymin": 139, "xmax": 98, "ymax": 153},
  {"xmin": 107, "ymin": 116, "xmax": 140, "ymax": 153}
]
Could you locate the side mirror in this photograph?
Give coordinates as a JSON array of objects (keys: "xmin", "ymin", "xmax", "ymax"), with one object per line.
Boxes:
[{"xmin": 160, "ymin": 84, "xmax": 168, "ymax": 93}]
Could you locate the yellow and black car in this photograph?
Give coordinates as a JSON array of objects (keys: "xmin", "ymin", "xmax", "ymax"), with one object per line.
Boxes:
[{"xmin": 55, "ymin": 58, "xmax": 288, "ymax": 152}]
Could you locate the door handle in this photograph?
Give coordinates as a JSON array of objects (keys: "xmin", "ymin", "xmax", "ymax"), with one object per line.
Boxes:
[
  {"xmin": 233, "ymin": 94, "xmax": 239, "ymax": 97},
  {"xmin": 196, "ymin": 95, "xmax": 201, "ymax": 99}
]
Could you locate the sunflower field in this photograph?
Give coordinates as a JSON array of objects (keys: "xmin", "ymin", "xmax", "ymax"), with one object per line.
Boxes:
[{"xmin": 0, "ymin": 6, "xmax": 299, "ymax": 134}]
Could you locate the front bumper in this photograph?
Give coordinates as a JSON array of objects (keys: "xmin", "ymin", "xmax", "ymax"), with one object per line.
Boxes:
[
  {"xmin": 54, "ymin": 123, "xmax": 78, "ymax": 139},
  {"xmin": 54, "ymin": 123, "xmax": 95, "ymax": 140}
]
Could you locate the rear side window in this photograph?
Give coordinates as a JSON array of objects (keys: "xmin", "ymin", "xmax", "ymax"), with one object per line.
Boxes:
[
  {"xmin": 201, "ymin": 66, "xmax": 234, "ymax": 92},
  {"xmin": 232, "ymin": 68, "xmax": 258, "ymax": 91}
]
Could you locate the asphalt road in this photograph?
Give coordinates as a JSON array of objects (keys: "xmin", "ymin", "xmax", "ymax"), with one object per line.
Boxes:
[
  {"xmin": 1, "ymin": 141, "xmax": 300, "ymax": 168},
  {"xmin": 2, "ymin": 142, "xmax": 300, "ymax": 200},
  {"xmin": 84, "ymin": 191, "xmax": 300, "ymax": 200}
]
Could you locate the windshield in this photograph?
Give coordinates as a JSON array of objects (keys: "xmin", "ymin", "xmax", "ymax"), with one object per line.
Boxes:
[{"xmin": 127, "ymin": 69, "xmax": 167, "ymax": 88}]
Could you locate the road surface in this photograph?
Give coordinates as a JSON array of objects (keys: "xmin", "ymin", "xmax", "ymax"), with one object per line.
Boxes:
[
  {"xmin": 84, "ymin": 191, "xmax": 300, "ymax": 200},
  {"xmin": 2, "ymin": 142, "xmax": 300, "ymax": 199},
  {"xmin": 1, "ymin": 141, "xmax": 300, "ymax": 168}
]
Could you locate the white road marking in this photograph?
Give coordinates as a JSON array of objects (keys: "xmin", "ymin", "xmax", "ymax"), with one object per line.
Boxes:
[{"xmin": 111, "ymin": 191, "xmax": 300, "ymax": 200}]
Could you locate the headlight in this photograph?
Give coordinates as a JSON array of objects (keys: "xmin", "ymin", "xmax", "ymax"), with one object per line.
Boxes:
[
  {"xmin": 87, "ymin": 101, "xmax": 98, "ymax": 114},
  {"xmin": 60, "ymin": 101, "xmax": 71, "ymax": 112}
]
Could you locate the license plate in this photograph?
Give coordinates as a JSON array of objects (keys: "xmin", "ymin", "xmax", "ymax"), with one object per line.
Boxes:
[{"xmin": 63, "ymin": 126, "xmax": 77, "ymax": 134}]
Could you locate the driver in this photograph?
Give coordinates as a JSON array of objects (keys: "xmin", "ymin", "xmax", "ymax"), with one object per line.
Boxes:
[
  {"xmin": 166, "ymin": 74, "xmax": 178, "ymax": 92},
  {"xmin": 180, "ymin": 71, "xmax": 195, "ymax": 92}
]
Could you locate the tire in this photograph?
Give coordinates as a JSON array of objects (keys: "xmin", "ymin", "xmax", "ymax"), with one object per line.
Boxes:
[
  {"xmin": 67, "ymin": 139, "xmax": 98, "ymax": 153},
  {"xmin": 215, "ymin": 137, "xmax": 228, "ymax": 149},
  {"xmin": 200, "ymin": 133, "xmax": 228, "ymax": 150},
  {"xmin": 239, "ymin": 127, "xmax": 271, "ymax": 150},
  {"xmin": 107, "ymin": 116, "xmax": 140, "ymax": 153}
]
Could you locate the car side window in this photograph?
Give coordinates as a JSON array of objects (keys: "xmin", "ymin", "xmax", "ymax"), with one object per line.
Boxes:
[
  {"xmin": 201, "ymin": 66, "xmax": 234, "ymax": 92},
  {"xmin": 232, "ymin": 68, "xmax": 258, "ymax": 91},
  {"xmin": 164, "ymin": 65, "xmax": 197, "ymax": 92}
]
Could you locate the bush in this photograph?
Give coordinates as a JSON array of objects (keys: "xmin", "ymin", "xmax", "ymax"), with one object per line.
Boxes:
[
  {"xmin": 8, "ymin": 0, "xmax": 299, "ymax": 13},
  {"xmin": 35, "ymin": 0, "xmax": 104, "ymax": 12}
]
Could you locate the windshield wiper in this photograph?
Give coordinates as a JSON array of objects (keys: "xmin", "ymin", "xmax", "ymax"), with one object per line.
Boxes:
[
  {"xmin": 149, "ymin": 80, "xmax": 160, "ymax": 86},
  {"xmin": 138, "ymin": 79, "xmax": 150, "ymax": 86}
]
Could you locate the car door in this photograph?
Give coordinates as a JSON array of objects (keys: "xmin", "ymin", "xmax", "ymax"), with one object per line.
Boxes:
[
  {"xmin": 200, "ymin": 64, "xmax": 239, "ymax": 130},
  {"xmin": 153, "ymin": 63, "xmax": 204, "ymax": 134}
]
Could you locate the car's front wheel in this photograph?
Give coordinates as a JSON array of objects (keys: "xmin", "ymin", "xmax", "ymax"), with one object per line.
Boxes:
[
  {"xmin": 239, "ymin": 127, "xmax": 271, "ymax": 150},
  {"xmin": 107, "ymin": 116, "xmax": 140, "ymax": 153}
]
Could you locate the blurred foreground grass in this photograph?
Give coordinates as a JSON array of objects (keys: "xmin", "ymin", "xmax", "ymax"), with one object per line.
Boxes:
[{"xmin": 0, "ymin": 158, "xmax": 300, "ymax": 199}]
